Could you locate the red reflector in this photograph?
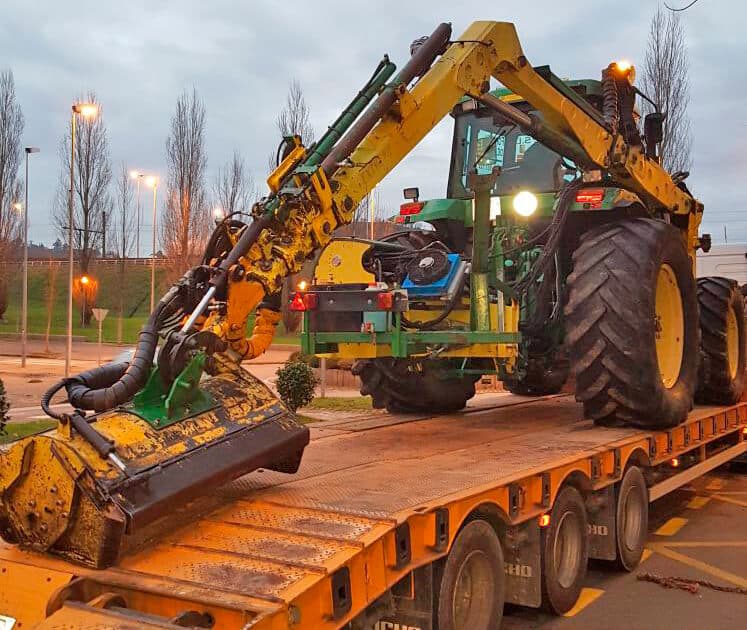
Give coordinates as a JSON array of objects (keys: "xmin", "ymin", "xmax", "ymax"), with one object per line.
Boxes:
[
  {"xmin": 399, "ymin": 202, "xmax": 424, "ymax": 216},
  {"xmin": 575, "ymin": 188, "xmax": 605, "ymax": 209},
  {"xmin": 376, "ymin": 292, "xmax": 394, "ymax": 310},
  {"xmin": 289, "ymin": 292, "xmax": 306, "ymax": 311},
  {"xmin": 303, "ymin": 293, "xmax": 318, "ymax": 310},
  {"xmin": 394, "ymin": 216, "xmax": 406, "ymax": 224}
]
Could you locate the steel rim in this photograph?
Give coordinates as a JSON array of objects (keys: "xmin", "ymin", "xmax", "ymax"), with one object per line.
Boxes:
[
  {"xmin": 655, "ymin": 264, "xmax": 684, "ymax": 389},
  {"xmin": 727, "ymin": 306, "xmax": 739, "ymax": 380},
  {"xmin": 452, "ymin": 549, "xmax": 494, "ymax": 628},
  {"xmin": 553, "ymin": 511, "xmax": 582, "ymax": 589},
  {"xmin": 621, "ymin": 483, "xmax": 644, "ymax": 553}
]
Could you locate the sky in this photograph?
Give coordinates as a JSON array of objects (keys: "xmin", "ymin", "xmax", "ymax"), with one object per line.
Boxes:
[{"xmin": 1, "ymin": 0, "xmax": 745, "ymax": 248}]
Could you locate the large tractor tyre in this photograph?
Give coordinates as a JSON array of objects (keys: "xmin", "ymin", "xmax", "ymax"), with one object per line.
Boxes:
[
  {"xmin": 352, "ymin": 359, "xmax": 477, "ymax": 414},
  {"xmin": 565, "ymin": 218, "xmax": 698, "ymax": 429},
  {"xmin": 505, "ymin": 350, "xmax": 569, "ymax": 396},
  {"xmin": 540, "ymin": 486, "xmax": 589, "ymax": 615},
  {"xmin": 695, "ymin": 277, "xmax": 746, "ymax": 405},
  {"xmin": 436, "ymin": 519, "xmax": 505, "ymax": 630}
]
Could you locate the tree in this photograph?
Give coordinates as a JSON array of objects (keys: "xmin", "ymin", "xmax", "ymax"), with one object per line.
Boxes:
[
  {"xmin": 213, "ymin": 150, "xmax": 257, "ymax": 217},
  {"xmin": 162, "ymin": 88, "xmax": 210, "ymax": 275},
  {"xmin": 639, "ymin": 6, "xmax": 692, "ymax": 174},
  {"xmin": 0, "ymin": 69, "xmax": 24, "ymax": 320},
  {"xmin": 114, "ymin": 164, "xmax": 135, "ymax": 341},
  {"xmin": 272, "ymin": 80, "xmax": 315, "ymax": 332},
  {"xmin": 52, "ymin": 93, "xmax": 112, "ymax": 276}
]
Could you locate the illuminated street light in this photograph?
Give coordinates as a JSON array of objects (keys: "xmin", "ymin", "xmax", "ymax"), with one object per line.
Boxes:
[
  {"xmin": 212, "ymin": 206, "xmax": 225, "ymax": 222},
  {"xmin": 12, "ymin": 202, "xmax": 22, "ymax": 212},
  {"xmin": 66, "ymin": 102, "xmax": 99, "ymax": 377},
  {"xmin": 80, "ymin": 275, "xmax": 90, "ymax": 285}
]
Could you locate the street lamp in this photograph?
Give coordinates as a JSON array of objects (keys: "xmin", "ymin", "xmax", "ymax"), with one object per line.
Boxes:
[
  {"xmin": 212, "ymin": 206, "xmax": 225, "ymax": 223},
  {"xmin": 66, "ymin": 102, "xmax": 98, "ymax": 378},
  {"xmin": 20, "ymin": 146, "xmax": 40, "ymax": 368},
  {"xmin": 145, "ymin": 175, "xmax": 158, "ymax": 312},
  {"xmin": 130, "ymin": 170, "xmax": 144, "ymax": 258}
]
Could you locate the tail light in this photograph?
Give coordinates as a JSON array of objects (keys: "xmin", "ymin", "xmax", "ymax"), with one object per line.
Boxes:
[
  {"xmin": 575, "ymin": 188, "xmax": 605, "ymax": 209},
  {"xmin": 399, "ymin": 202, "xmax": 424, "ymax": 216},
  {"xmin": 289, "ymin": 292, "xmax": 318, "ymax": 311},
  {"xmin": 376, "ymin": 292, "xmax": 394, "ymax": 310}
]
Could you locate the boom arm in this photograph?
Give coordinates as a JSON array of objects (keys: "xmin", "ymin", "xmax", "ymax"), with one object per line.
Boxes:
[{"xmin": 197, "ymin": 20, "xmax": 702, "ymax": 362}]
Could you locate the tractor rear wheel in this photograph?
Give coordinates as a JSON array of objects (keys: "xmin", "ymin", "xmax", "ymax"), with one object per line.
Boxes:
[
  {"xmin": 695, "ymin": 277, "xmax": 746, "ymax": 404},
  {"xmin": 565, "ymin": 218, "xmax": 698, "ymax": 429},
  {"xmin": 352, "ymin": 359, "xmax": 477, "ymax": 414}
]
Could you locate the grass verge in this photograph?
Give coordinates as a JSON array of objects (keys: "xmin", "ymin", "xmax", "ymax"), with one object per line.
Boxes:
[
  {"xmin": 0, "ymin": 419, "xmax": 56, "ymax": 445},
  {"xmin": 305, "ymin": 396, "xmax": 372, "ymax": 411}
]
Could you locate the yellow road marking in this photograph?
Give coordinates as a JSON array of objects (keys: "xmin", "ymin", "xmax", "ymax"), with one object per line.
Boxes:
[
  {"xmin": 705, "ymin": 479, "xmax": 724, "ymax": 490},
  {"xmin": 640, "ymin": 548, "xmax": 653, "ymax": 563},
  {"xmin": 648, "ymin": 543, "xmax": 747, "ymax": 589},
  {"xmin": 655, "ymin": 517, "xmax": 688, "ymax": 536},
  {"xmin": 563, "ymin": 587, "xmax": 604, "ymax": 617},
  {"xmin": 712, "ymin": 494, "xmax": 747, "ymax": 508},
  {"xmin": 661, "ymin": 541, "xmax": 747, "ymax": 548},
  {"xmin": 687, "ymin": 496, "xmax": 711, "ymax": 509}
]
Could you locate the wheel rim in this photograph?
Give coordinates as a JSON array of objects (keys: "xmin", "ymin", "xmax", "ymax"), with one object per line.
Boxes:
[
  {"xmin": 655, "ymin": 264, "xmax": 684, "ymax": 389},
  {"xmin": 553, "ymin": 511, "xmax": 582, "ymax": 589},
  {"xmin": 621, "ymin": 483, "xmax": 645, "ymax": 553},
  {"xmin": 452, "ymin": 549, "xmax": 494, "ymax": 629},
  {"xmin": 727, "ymin": 306, "xmax": 739, "ymax": 380}
]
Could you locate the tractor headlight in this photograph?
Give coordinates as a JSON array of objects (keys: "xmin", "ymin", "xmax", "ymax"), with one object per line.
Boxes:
[{"xmin": 513, "ymin": 191, "xmax": 538, "ymax": 217}]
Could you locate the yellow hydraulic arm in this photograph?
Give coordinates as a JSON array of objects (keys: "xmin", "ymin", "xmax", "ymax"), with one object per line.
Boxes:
[{"xmin": 202, "ymin": 20, "xmax": 702, "ymax": 362}]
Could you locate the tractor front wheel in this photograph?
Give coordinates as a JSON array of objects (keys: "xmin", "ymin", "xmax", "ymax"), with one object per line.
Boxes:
[
  {"xmin": 565, "ymin": 218, "xmax": 698, "ymax": 429},
  {"xmin": 353, "ymin": 359, "xmax": 477, "ymax": 414}
]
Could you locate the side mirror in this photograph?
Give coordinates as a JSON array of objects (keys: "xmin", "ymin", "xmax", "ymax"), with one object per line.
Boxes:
[
  {"xmin": 403, "ymin": 187, "xmax": 420, "ymax": 201},
  {"xmin": 644, "ymin": 112, "xmax": 665, "ymax": 158}
]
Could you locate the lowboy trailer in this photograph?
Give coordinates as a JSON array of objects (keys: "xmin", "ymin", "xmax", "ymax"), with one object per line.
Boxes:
[{"xmin": 1, "ymin": 395, "xmax": 745, "ymax": 629}]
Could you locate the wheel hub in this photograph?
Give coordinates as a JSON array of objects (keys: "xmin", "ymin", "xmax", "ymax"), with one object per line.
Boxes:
[
  {"xmin": 554, "ymin": 511, "xmax": 582, "ymax": 589},
  {"xmin": 452, "ymin": 549, "xmax": 494, "ymax": 629},
  {"xmin": 655, "ymin": 264, "xmax": 684, "ymax": 389}
]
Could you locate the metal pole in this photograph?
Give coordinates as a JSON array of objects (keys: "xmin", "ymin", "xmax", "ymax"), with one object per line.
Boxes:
[
  {"xmin": 135, "ymin": 176, "xmax": 141, "ymax": 258},
  {"xmin": 21, "ymin": 153, "xmax": 28, "ymax": 367},
  {"xmin": 320, "ymin": 357, "xmax": 327, "ymax": 398},
  {"xmin": 150, "ymin": 184, "xmax": 157, "ymax": 312},
  {"xmin": 66, "ymin": 111, "xmax": 76, "ymax": 378},
  {"xmin": 97, "ymin": 317, "xmax": 103, "ymax": 366}
]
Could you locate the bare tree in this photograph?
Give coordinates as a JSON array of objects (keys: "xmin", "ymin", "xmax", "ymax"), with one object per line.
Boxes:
[
  {"xmin": 639, "ymin": 6, "xmax": 692, "ymax": 173},
  {"xmin": 213, "ymin": 151, "xmax": 257, "ymax": 217},
  {"xmin": 0, "ymin": 69, "xmax": 24, "ymax": 319},
  {"xmin": 268, "ymin": 79, "xmax": 315, "ymax": 171},
  {"xmin": 162, "ymin": 88, "xmax": 210, "ymax": 274},
  {"xmin": 271, "ymin": 80, "xmax": 315, "ymax": 332},
  {"xmin": 52, "ymin": 92, "xmax": 112, "ymax": 275},
  {"xmin": 114, "ymin": 164, "xmax": 135, "ymax": 341}
]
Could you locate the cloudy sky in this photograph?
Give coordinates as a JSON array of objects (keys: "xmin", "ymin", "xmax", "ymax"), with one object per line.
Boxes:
[{"xmin": 2, "ymin": 0, "xmax": 745, "ymax": 247}]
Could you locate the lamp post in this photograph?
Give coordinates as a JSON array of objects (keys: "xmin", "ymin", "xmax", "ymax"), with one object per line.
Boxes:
[
  {"xmin": 130, "ymin": 170, "xmax": 144, "ymax": 258},
  {"xmin": 20, "ymin": 147, "xmax": 40, "ymax": 368},
  {"xmin": 66, "ymin": 102, "xmax": 98, "ymax": 378},
  {"xmin": 145, "ymin": 175, "xmax": 158, "ymax": 312}
]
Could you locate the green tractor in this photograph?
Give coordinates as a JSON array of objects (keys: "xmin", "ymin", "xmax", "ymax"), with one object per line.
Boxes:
[{"xmin": 297, "ymin": 73, "xmax": 745, "ymax": 429}]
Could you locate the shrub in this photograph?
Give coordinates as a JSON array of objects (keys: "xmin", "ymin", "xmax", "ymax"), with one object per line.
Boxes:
[
  {"xmin": 276, "ymin": 360, "xmax": 318, "ymax": 411},
  {"xmin": 0, "ymin": 378, "xmax": 10, "ymax": 433}
]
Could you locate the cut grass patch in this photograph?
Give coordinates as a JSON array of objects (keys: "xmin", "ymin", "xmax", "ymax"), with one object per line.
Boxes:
[
  {"xmin": 1, "ymin": 420, "xmax": 56, "ymax": 444},
  {"xmin": 305, "ymin": 396, "xmax": 372, "ymax": 411}
]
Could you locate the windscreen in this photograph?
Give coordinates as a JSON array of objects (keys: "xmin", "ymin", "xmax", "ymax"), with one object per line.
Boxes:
[{"xmin": 447, "ymin": 109, "xmax": 571, "ymax": 199}]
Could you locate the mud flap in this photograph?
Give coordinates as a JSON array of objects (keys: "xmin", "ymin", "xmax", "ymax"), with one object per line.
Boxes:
[
  {"xmin": 586, "ymin": 485, "xmax": 616, "ymax": 561},
  {"xmin": 503, "ymin": 519, "xmax": 542, "ymax": 608}
]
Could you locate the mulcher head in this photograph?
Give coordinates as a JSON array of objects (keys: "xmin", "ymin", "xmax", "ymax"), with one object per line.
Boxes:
[{"xmin": 0, "ymin": 368, "xmax": 309, "ymax": 568}]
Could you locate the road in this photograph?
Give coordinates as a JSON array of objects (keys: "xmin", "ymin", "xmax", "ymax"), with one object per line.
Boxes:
[{"xmin": 503, "ymin": 466, "xmax": 747, "ymax": 630}]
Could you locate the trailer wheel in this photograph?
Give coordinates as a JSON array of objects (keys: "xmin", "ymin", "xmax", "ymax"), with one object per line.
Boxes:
[
  {"xmin": 353, "ymin": 359, "xmax": 477, "ymax": 413},
  {"xmin": 695, "ymin": 277, "xmax": 746, "ymax": 404},
  {"xmin": 541, "ymin": 486, "xmax": 588, "ymax": 614},
  {"xmin": 436, "ymin": 519, "xmax": 505, "ymax": 630},
  {"xmin": 565, "ymin": 218, "xmax": 698, "ymax": 429},
  {"xmin": 613, "ymin": 466, "xmax": 649, "ymax": 571}
]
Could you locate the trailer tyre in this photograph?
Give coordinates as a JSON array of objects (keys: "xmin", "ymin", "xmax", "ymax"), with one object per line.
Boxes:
[
  {"xmin": 614, "ymin": 466, "xmax": 649, "ymax": 571},
  {"xmin": 541, "ymin": 486, "xmax": 588, "ymax": 614},
  {"xmin": 353, "ymin": 359, "xmax": 477, "ymax": 413},
  {"xmin": 565, "ymin": 218, "xmax": 698, "ymax": 429},
  {"xmin": 695, "ymin": 277, "xmax": 746, "ymax": 405},
  {"xmin": 437, "ymin": 519, "xmax": 505, "ymax": 630}
]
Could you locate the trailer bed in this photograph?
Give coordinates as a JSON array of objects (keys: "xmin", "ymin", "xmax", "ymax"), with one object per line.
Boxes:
[{"xmin": 1, "ymin": 394, "xmax": 745, "ymax": 629}]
